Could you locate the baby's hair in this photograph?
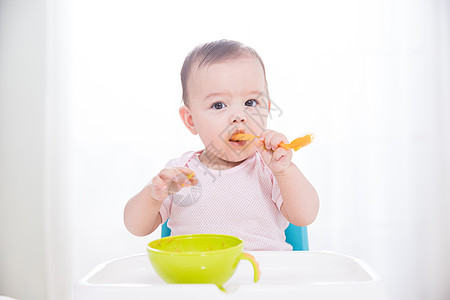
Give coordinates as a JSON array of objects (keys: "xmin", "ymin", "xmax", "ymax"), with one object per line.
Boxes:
[{"xmin": 180, "ymin": 39, "xmax": 268, "ymax": 106}]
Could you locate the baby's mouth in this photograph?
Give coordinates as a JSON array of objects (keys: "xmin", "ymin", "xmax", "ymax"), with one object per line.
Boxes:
[
  {"xmin": 229, "ymin": 130, "xmax": 246, "ymax": 142},
  {"xmin": 228, "ymin": 130, "xmax": 249, "ymax": 147}
]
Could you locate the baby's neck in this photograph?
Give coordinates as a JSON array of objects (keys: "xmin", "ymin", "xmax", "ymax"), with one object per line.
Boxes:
[{"xmin": 198, "ymin": 150, "xmax": 246, "ymax": 171}]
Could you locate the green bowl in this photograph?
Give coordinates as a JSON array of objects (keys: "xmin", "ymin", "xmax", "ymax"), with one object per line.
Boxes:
[{"xmin": 147, "ymin": 234, "xmax": 260, "ymax": 287}]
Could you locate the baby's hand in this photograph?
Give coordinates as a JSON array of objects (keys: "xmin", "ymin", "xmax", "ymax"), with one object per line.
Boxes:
[
  {"xmin": 149, "ymin": 167, "xmax": 198, "ymax": 201},
  {"xmin": 255, "ymin": 129, "xmax": 293, "ymax": 174}
]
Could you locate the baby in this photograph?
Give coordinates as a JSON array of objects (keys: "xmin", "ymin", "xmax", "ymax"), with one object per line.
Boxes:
[{"xmin": 124, "ymin": 39, "xmax": 319, "ymax": 250}]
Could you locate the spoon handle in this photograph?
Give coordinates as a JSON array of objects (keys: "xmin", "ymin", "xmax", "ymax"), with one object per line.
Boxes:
[{"xmin": 231, "ymin": 133, "xmax": 315, "ymax": 152}]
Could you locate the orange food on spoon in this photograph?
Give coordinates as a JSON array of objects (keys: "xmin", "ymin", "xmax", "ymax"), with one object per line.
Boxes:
[{"xmin": 231, "ymin": 133, "xmax": 315, "ymax": 151}]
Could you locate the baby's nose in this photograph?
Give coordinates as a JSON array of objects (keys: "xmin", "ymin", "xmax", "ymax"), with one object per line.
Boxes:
[{"xmin": 232, "ymin": 114, "xmax": 246, "ymax": 123}]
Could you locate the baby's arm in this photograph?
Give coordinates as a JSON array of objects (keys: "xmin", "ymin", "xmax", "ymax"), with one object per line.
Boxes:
[
  {"xmin": 124, "ymin": 167, "xmax": 197, "ymax": 236},
  {"xmin": 274, "ymin": 164, "xmax": 319, "ymax": 226},
  {"xmin": 256, "ymin": 130, "xmax": 319, "ymax": 226}
]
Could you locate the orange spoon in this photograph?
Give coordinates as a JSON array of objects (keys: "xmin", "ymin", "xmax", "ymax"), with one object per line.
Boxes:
[{"xmin": 231, "ymin": 133, "xmax": 315, "ymax": 151}]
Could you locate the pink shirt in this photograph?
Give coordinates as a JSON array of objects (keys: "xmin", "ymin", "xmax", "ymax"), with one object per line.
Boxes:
[{"xmin": 159, "ymin": 150, "xmax": 292, "ymax": 251}]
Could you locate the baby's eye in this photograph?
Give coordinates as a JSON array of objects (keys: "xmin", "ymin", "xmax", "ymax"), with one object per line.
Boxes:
[
  {"xmin": 211, "ymin": 102, "xmax": 226, "ymax": 110},
  {"xmin": 245, "ymin": 99, "xmax": 259, "ymax": 107}
]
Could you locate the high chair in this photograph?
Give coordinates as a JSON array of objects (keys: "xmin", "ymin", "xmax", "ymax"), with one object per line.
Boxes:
[
  {"xmin": 75, "ymin": 223, "xmax": 388, "ymax": 300},
  {"xmin": 161, "ymin": 220, "xmax": 309, "ymax": 251}
]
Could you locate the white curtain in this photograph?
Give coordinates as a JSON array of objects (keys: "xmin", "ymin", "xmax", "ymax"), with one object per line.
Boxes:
[{"xmin": 44, "ymin": 0, "xmax": 450, "ymax": 299}]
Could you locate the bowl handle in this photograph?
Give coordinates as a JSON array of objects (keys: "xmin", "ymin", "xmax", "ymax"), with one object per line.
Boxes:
[{"xmin": 239, "ymin": 252, "xmax": 261, "ymax": 282}]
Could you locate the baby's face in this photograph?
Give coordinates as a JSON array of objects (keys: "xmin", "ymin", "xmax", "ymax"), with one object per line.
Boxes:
[{"xmin": 185, "ymin": 56, "xmax": 270, "ymax": 164}]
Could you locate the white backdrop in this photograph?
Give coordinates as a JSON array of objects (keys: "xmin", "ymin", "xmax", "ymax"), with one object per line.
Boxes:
[{"xmin": 46, "ymin": 0, "xmax": 450, "ymax": 299}]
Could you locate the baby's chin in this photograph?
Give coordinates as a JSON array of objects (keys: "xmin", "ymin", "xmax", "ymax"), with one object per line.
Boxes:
[
  {"xmin": 200, "ymin": 142, "xmax": 258, "ymax": 169},
  {"xmin": 224, "ymin": 148, "xmax": 257, "ymax": 164}
]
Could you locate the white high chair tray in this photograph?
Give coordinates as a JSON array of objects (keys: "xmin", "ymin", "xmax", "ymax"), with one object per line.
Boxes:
[{"xmin": 73, "ymin": 251, "xmax": 387, "ymax": 300}]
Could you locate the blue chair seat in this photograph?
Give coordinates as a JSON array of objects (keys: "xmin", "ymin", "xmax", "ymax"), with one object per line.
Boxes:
[{"xmin": 161, "ymin": 220, "xmax": 308, "ymax": 251}]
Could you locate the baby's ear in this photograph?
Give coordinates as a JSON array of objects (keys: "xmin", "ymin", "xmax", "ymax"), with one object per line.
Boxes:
[{"xmin": 179, "ymin": 106, "xmax": 197, "ymax": 135}]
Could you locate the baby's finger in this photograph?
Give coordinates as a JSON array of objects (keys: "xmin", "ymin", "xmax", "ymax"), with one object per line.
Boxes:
[
  {"xmin": 174, "ymin": 167, "xmax": 198, "ymax": 187},
  {"xmin": 272, "ymin": 146, "xmax": 291, "ymax": 162},
  {"xmin": 266, "ymin": 132, "xmax": 288, "ymax": 151},
  {"xmin": 173, "ymin": 167, "xmax": 197, "ymax": 181},
  {"xmin": 166, "ymin": 168, "xmax": 199, "ymax": 192},
  {"xmin": 273, "ymin": 134, "xmax": 289, "ymax": 150},
  {"xmin": 254, "ymin": 138, "xmax": 273, "ymax": 166},
  {"xmin": 257, "ymin": 130, "xmax": 274, "ymax": 151},
  {"xmin": 254, "ymin": 137, "xmax": 265, "ymax": 151},
  {"xmin": 258, "ymin": 129, "xmax": 275, "ymax": 143},
  {"xmin": 158, "ymin": 167, "xmax": 197, "ymax": 189},
  {"xmin": 174, "ymin": 167, "xmax": 196, "ymax": 177},
  {"xmin": 151, "ymin": 175, "xmax": 167, "ymax": 190},
  {"xmin": 158, "ymin": 168, "xmax": 181, "ymax": 181},
  {"xmin": 149, "ymin": 176, "xmax": 169, "ymax": 201},
  {"xmin": 158, "ymin": 167, "xmax": 189, "ymax": 182},
  {"xmin": 258, "ymin": 129, "xmax": 269, "ymax": 140},
  {"xmin": 156, "ymin": 169, "xmax": 184, "ymax": 193}
]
